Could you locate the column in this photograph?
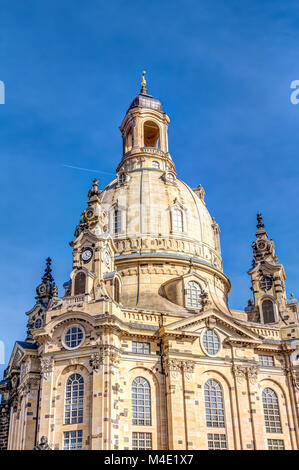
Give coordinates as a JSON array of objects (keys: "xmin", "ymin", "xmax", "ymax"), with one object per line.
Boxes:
[{"xmin": 164, "ymin": 358, "xmax": 187, "ymax": 450}]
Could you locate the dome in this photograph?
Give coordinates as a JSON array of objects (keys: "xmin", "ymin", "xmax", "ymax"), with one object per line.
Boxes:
[
  {"xmin": 96, "ymin": 167, "xmax": 230, "ymax": 314},
  {"xmin": 99, "ymin": 171, "xmax": 222, "ymax": 270},
  {"xmin": 128, "ymin": 89, "xmax": 163, "ymax": 113},
  {"xmin": 81, "ymin": 80, "xmax": 231, "ymax": 314},
  {"xmin": 128, "ymin": 72, "xmax": 163, "ymax": 112}
]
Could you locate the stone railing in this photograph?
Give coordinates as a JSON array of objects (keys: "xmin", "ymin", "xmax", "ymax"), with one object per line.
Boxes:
[
  {"xmin": 122, "ymin": 147, "xmax": 167, "ymax": 159},
  {"xmin": 139, "ymin": 146, "xmax": 166, "ymax": 157},
  {"xmin": 251, "ymin": 326, "xmax": 281, "ymax": 340},
  {"xmin": 63, "ymin": 295, "xmax": 85, "ymax": 305}
]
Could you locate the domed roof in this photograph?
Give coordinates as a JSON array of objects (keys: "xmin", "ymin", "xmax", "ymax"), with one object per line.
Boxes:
[
  {"xmin": 79, "ymin": 78, "xmax": 230, "ymax": 314},
  {"xmin": 99, "ymin": 168, "xmax": 222, "ymax": 272},
  {"xmin": 128, "ymin": 88, "xmax": 163, "ymax": 113}
]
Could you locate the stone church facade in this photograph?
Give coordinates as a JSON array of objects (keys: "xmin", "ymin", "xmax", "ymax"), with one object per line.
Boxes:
[{"xmin": 1, "ymin": 77, "xmax": 299, "ymax": 450}]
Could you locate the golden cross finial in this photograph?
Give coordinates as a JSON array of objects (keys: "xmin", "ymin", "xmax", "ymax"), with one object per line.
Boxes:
[{"xmin": 141, "ymin": 70, "xmax": 146, "ymax": 88}]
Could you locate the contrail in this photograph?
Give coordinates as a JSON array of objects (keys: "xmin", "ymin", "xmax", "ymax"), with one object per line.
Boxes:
[{"xmin": 62, "ymin": 164, "xmax": 115, "ymax": 176}]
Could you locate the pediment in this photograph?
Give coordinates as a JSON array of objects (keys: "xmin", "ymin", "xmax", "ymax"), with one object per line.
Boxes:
[
  {"xmin": 160, "ymin": 310, "xmax": 262, "ymax": 344},
  {"xmin": 73, "ymin": 229, "xmax": 101, "ymax": 246},
  {"xmin": 248, "ymin": 260, "xmax": 285, "ymax": 277},
  {"xmin": 72, "ymin": 230, "xmax": 117, "ymax": 252},
  {"xmin": 7, "ymin": 341, "xmax": 38, "ymax": 371},
  {"xmin": 25, "ymin": 303, "xmax": 45, "ymax": 317}
]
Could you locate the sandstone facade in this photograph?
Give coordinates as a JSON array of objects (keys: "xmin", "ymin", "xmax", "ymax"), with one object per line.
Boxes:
[{"xmin": 1, "ymin": 78, "xmax": 299, "ymax": 450}]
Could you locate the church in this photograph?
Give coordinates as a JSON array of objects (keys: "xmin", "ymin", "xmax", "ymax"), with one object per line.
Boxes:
[{"xmin": 1, "ymin": 74, "xmax": 299, "ymax": 450}]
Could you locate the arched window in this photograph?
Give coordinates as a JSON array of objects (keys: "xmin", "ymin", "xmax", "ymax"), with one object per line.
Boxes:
[
  {"xmin": 262, "ymin": 300, "xmax": 275, "ymax": 324},
  {"xmin": 132, "ymin": 377, "xmax": 151, "ymax": 426},
  {"xmin": 152, "ymin": 161, "xmax": 160, "ymax": 169},
  {"xmin": 114, "ymin": 209, "xmax": 121, "ymax": 234},
  {"xmin": 262, "ymin": 388, "xmax": 282, "ymax": 433},
  {"xmin": 186, "ymin": 281, "xmax": 202, "ymax": 307},
  {"xmin": 34, "ymin": 318, "xmax": 42, "ymax": 329},
  {"xmin": 204, "ymin": 380, "xmax": 225, "ymax": 428},
  {"xmin": 74, "ymin": 271, "xmax": 86, "ymax": 295},
  {"xmin": 172, "ymin": 207, "xmax": 183, "ymax": 232},
  {"xmin": 144, "ymin": 121, "xmax": 160, "ymax": 148},
  {"xmin": 114, "ymin": 278, "xmax": 120, "ymax": 303},
  {"xmin": 119, "ymin": 173, "xmax": 126, "ymax": 184},
  {"xmin": 65, "ymin": 374, "xmax": 84, "ymax": 424},
  {"xmin": 202, "ymin": 329, "xmax": 220, "ymax": 355},
  {"xmin": 125, "ymin": 127, "xmax": 133, "ymax": 153}
]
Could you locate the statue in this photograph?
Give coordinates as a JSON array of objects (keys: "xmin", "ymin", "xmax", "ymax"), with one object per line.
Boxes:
[{"xmin": 33, "ymin": 436, "xmax": 51, "ymax": 450}]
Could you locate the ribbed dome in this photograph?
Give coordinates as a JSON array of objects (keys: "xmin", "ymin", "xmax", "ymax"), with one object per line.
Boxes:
[
  {"xmin": 85, "ymin": 81, "xmax": 230, "ymax": 314},
  {"xmin": 128, "ymin": 89, "xmax": 163, "ymax": 113},
  {"xmin": 99, "ymin": 168, "xmax": 222, "ymax": 272}
]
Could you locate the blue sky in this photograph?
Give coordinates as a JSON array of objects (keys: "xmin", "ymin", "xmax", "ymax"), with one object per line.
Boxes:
[{"xmin": 1, "ymin": 0, "xmax": 299, "ymax": 376}]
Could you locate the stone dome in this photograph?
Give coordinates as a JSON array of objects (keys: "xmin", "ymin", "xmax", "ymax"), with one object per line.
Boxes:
[
  {"xmin": 99, "ymin": 171, "xmax": 222, "ymax": 271},
  {"xmin": 86, "ymin": 84, "xmax": 231, "ymax": 314}
]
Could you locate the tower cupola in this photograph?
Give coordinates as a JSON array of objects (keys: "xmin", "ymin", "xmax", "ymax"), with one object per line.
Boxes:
[{"xmin": 118, "ymin": 72, "xmax": 175, "ymax": 175}]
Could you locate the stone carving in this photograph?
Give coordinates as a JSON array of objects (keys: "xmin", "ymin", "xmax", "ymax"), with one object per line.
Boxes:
[
  {"xmin": 20, "ymin": 363, "xmax": 28, "ymax": 383},
  {"xmin": 232, "ymin": 364, "xmax": 259, "ymax": 384},
  {"xmin": 101, "ymin": 345, "xmax": 120, "ymax": 365},
  {"xmin": 205, "ymin": 316, "xmax": 217, "ymax": 330},
  {"xmin": 113, "ymin": 236, "xmax": 222, "ymax": 271},
  {"xmin": 166, "ymin": 359, "xmax": 181, "ymax": 379},
  {"xmin": 33, "ymin": 436, "xmax": 52, "ymax": 450},
  {"xmin": 90, "ymin": 352, "xmax": 103, "ymax": 371},
  {"xmin": 40, "ymin": 358, "xmax": 53, "ymax": 381},
  {"xmin": 232, "ymin": 365, "xmax": 247, "ymax": 383},
  {"xmin": 89, "ymin": 345, "xmax": 121, "ymax": 368},
  {"xmin": 164, "ymin": 358, "xmax": 195, "ymax": 380},
  {"xmin": 247, "ymin": 365, "xmax": 259, "ymax": 384},
  {"xmin": 181, "ymin": 361, "xmax": 195, "ymax": 381}
]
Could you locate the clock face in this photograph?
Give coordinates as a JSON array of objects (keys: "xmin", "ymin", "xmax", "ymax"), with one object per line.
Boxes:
[
  {"xmin": 105, "ymin": 250, "xmax": 110, "ymax": 266},
  {"xmin": 81, "ymin": 248, "xmax": 93, "ymax": 262},
  {"xmin": 258, "ymin": 241, "xmax": 266, "ymax": 250}
]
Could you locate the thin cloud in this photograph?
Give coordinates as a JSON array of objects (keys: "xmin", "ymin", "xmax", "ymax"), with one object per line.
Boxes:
[{"xmin": 62, "ymin": 164, "xmax": 115, "ymax": 176}]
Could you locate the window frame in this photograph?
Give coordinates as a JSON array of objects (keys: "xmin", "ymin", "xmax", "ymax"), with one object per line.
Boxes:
[
  {"xmin": 262, "ymin": 387, "xmax": 282, "ymax": 434},
  {"xmin": 132, "ymin": 376, "xmax": 151, "ymax": 426},
  {"xmin": 186, "ymin": 280, "xmax": 202, "ymax": 308},
  {"xmin": 207, "ymin": 433, "xmax": 228, "ymax": 450},
  {"xmin": 64, "ymin": 373, "xmax": 84, "ymax": 425},
  {"xmin": 132, "ymin": 432, "xmax": 152, "ymax": 450},
  {"xmin": 259, "ymin": 355, "xmax": 275, "ymax": 367},
  {"xmin": 113, "ymin": 209, "xmax": 122, "ymax": 234},
  {"xmin": 63, "ymin": 430, "xmax": 83, "ymax": 450},
  {"xmin": 132, "ymin": 341, "xmax": 150, "ymax": 354},
  {"xmin": 267, "ymin": 439, "xmax": 285, "ymax": 450},
  {"xmin": 260, "ymin": 299, "xmax": 276, "ymax": 324},
  {"xmin": 74, "ymin": 271, "xmax": 86, "ymax": 296},
  {"xmin": 171, "ymin": 206, "xmax": 183, "ymax": 233},
  {"xmin": 204, "ymin": 379, "xmax": 226, "ymax": 429},
  {"xmin": 201, "ymin": 329, "xmax": 221, "ymax": 356},
  {"xmin": 62, "ymin": 323, "xmax": 85, "ymax": 350}
]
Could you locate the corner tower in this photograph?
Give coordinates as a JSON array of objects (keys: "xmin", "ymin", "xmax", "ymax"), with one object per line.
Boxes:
[{"xmin": 246, "ymin": 213, "xmax": 299, "ymax": 337}]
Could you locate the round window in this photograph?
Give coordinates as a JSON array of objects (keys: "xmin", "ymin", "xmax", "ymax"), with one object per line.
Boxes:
[
  {"xmin": 34, "ymin": 318, "xmax": 42, "ymax": 329},
  {"xmin": 119, "ymin": 173, "xmax": 126, "ymax": 184},
  {"xmin": 261, "ymin": 277, "xmax": 272, "ymax": 291},
  {"xmin": 64, "ymin": 325, "xmax": 85, "ymax": 349},
  {"xmin": 202, "ymin": 329, "xmax": 220, "ymax": 356}
]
